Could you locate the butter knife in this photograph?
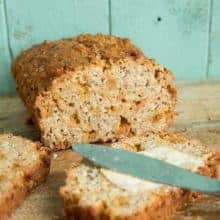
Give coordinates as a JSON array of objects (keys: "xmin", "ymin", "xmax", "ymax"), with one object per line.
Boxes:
[{"xmin": 73, "ymin": 144, "xmax": 220, "ymax": 196}]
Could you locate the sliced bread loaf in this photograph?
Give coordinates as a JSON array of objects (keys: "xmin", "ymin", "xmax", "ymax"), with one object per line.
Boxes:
[
  {"xmin": 60, "ymin": 132, "xmax": 219, "ymax": 220},
  {"xmin": 0, "ymin": 133, "xmax": 50, "ymax": 219},
  {"xmin": 12, "ymin": 34, "xmax": 176, "ymax": 150}
]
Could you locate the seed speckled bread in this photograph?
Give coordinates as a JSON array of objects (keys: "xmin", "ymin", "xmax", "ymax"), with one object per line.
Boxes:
[
  {"xmin": 12, "ymin": 34, "xmax": 176, "ymax": 150},
  {"xmin": 0, "ymin": 133, "xmax": 50, "ymax": 219},
  {"xmin": 60, "ymin": 132, "xmax": 220, "ymax": 220}
]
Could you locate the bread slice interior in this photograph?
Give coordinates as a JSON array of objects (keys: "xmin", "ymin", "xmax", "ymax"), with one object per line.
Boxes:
[
  {"xmin": 60, "ymin": 133, "xmax": 219, "ymax": 219},
  {"xmin": 0, "ymin": 133, "xmax": 50, "ymax": 218}
]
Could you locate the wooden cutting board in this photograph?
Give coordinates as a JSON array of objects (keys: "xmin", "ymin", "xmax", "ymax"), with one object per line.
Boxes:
[{"xmin": 0, "ymin": 81, "xmax": 220, "ymax": 220}]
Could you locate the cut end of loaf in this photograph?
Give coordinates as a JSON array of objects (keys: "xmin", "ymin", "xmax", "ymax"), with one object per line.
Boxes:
[
  {"xmin": 36, "ymin": 59, "xmax": 176, "ymax": 150},
  {"xmin": 60, "ymin": 133, "xmax": 220, "ymax": 220}
]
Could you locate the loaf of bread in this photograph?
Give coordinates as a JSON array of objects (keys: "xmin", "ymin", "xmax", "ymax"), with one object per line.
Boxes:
[
  {"xmin": 60, "ymin": 132, "xmax": 219, "ymax": 220},
  {"xmin": 0, "ymin": 133, "xmax": 50, "ymax": 219},
  {"xmin": 12, "ymin": 34, "xmax": 176, "ymax": 150}
]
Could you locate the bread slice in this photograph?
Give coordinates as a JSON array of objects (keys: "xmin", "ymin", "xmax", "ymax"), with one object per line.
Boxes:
[
  {"xmin": 12, "ymin": 34, "xmax": 176, "ymax": 150},
  {"xmin": 60, "ymin": 132, "xmax": 219, "ymax": 220},
  {"xmin": 0, "ymin": 133, "xmax": 50, "ymax": 219}
]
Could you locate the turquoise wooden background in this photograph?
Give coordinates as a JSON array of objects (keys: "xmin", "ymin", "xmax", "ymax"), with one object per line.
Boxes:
[{"xmin": 0, "ymin": 0, "xmax": 220, "ymax": 94}]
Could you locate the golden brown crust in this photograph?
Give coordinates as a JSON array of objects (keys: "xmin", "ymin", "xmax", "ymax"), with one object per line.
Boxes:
[
  {"xmin": 12, "ymin": 34, "xmax": 140, "ymax": 111},
  {"xmin": 0, "ymin": 143, "xmax": 50, "ymax": 219},
  {"xmin": 61, "ymin": 151, "xmax": 219, "ymax": 220},
  {"xmin": 64, "ymin": 190, "xmax": 193, "ymax": 220},
  {"xmin": 12, "ymin": 33, "xmax": 175, "ymax": 117},
  {"xmin": 199, "ymin": 151, "xmax": 220, "ymax": 178}
]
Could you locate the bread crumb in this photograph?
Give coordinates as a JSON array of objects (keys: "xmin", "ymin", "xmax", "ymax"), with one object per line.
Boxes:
[{"xmin": 53, "ymin": 153, "xmax": 58, "ymax": 159}]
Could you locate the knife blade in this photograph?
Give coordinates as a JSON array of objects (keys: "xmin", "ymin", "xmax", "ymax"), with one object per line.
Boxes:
[{"xmin": 73, "ymin": 144, "xmax": 220, "ymax": 195}]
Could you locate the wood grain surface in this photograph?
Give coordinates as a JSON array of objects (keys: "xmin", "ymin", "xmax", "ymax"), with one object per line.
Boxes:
[{"xmin": 0, "ymin": 81, "xmax": 220, "ymax": 219}]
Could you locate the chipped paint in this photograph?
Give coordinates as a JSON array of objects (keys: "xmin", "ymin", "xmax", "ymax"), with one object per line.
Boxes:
[
  {"xmin": 169, "ymin": 0, "xmax": 209, "ymax": 35},
  {"xmin": 13, "ymin": 25, "xmax": 32, "ymax": 40}
]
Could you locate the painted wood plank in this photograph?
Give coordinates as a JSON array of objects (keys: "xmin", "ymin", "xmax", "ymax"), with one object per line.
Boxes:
[
  {"xmin": 111, "ymin": 0, "xmax": 211, "ymax": 80},
  {"xmin": 208, "ymin": 0, "xmax": 220, "ymax": 78},
  {"xmin": 0, "ymin": 0, "xmax": 15, "ymax": 94},
  {"xmin": 5, "ymin": 0, "xmax": 109, "ymax": 57}
]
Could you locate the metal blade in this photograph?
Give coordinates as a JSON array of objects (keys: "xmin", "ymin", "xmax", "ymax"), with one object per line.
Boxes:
[{"xmin": 73, "ymin": 144, "xmax": 220, "ymax": 195}]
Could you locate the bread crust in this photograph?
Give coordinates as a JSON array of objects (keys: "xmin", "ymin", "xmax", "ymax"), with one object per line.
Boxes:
[
  {"xmin": 60, "ymin": 150, "xmax": 219, "ymax": 220},
  {"xmin": 0, "ymin": 141, "xmax": 50, "ymax": 219},
  {"xmin": 12, "ymin": 34, "xmax": 173, "ymax": 111},
  {"xmin": 63, "ymin": 189, "xmax": 191, "ymax": 220}
]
